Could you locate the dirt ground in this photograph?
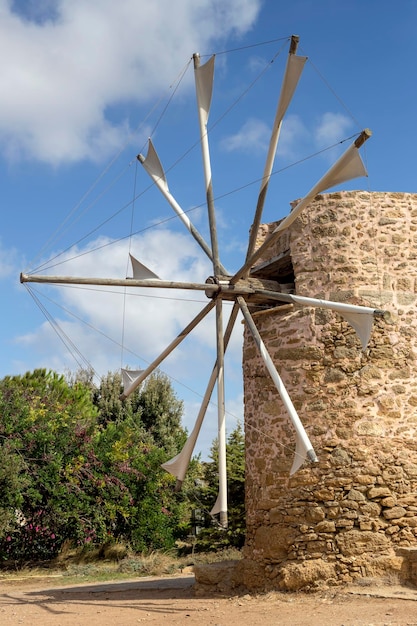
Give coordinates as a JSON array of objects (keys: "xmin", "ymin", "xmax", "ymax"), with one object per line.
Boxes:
[{"xmin": 1, "ymin": 574, "xmax": 417, "ymax": 625}]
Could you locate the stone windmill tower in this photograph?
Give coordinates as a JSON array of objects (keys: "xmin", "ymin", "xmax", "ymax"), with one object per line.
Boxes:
[{"xmin": 241, "ymin": 190, "xmax": 417, "ymax": 591}]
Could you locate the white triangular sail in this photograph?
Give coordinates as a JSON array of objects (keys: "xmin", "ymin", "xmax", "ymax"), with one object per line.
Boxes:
[
  {"xmin": 161, "ymin": 387, "xmax": 210, "ymax": 483},
  {"xmin": 337, "ymin": 311, "xmax": 374, "ymax": 351},
  {"xmin": 274, "ymin": 142, "xmax": 368, "ymax": 235},
  {"xmin": 121, "ymin": 368, "xmax": 144, "ymax": 391},
  {"xmin": 129, "ymin": 254, "xmax": 160, "ymax": 280},
  {"xmin": 289, "ymin": 295, "xmax": 380, "ymax": 350},
  {"xmin": 238, "ymin": 297, "xmax": 318, "ymax": 474},
  {"xmin": 139, "ymin": 140, "xmax": 191, "ymax": 230},
  {"xmin": 194, "ymin": 54, "xmax": 215, "ymax": 126},
  {"xmin": 194, "ymin": 52, "xmax": 221, "ymax": 273},
  {"xmin": 140, "ymin": 139, "xmax": 168, "ymax": 192},
  {"xmin": 138, "ymin": 140, "xmax": 217, "ymax": 266},
  {"xmin": 161, "ymin": 435, "xmax": 197, "ymax": 484},
  {"xmin": 210, "ymin": 492, "xmax": 222, "ymax": 516},
  {"xmin": 245, "ymin": 41, "xmax": 307, "ymax": 267},
  {"xmin": 276, "ymin": 52, "xmax": 307, "ymax": 121},
  {"xmin": 290, "ymin": 433, "xmax": 312, "ymax": 475}
]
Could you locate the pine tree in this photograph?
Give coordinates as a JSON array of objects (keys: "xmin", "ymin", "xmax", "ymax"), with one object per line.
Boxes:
[{"xmin": 196, "ymin": 422, "xmax": 246, "ymax": 550}]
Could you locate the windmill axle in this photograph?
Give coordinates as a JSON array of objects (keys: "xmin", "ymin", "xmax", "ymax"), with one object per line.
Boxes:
[{"xmin": 204, "ymin": 275, "xmax": 288, "ymax": 305}]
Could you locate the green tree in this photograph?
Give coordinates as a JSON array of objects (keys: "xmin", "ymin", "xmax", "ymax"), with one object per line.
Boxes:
[
  {"xmin": 135, "ymin": 371, "xmax": 186, "ymax": 456},
  {"xmin": 92, "ymin": 369, "xmax": 186, "ymax": 456},
  {"xmin": 93, "ymin": 370, "xmax": 142, "ymax": 427},
  {"xmin": 197, "ymin": 423, "xmax": 246, "ymax": 550},
  {"xmin": 0, "ymin": 368, "xmax": 193, "ymax": 562},
  {"xmin": 93, "ymin": 370, "xmax": 190, "ymax": 550}
]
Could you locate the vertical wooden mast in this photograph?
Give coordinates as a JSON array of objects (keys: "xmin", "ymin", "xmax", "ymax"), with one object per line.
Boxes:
[{"xmin": 194, "ymin": 52, "xmax": 228, "ymax": 527}]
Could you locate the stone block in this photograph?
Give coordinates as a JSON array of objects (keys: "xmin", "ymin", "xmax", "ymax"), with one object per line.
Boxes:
[
  {"xmin": 358, "ymin": 502, "xmax": 381, "ymax": 519},
  {"xmin": 253, "ymin": 524, "xmax": 296, "ymax": 560},
  {"xmin": 380, "ymin": 496, "xmax": 397, "ymax": 508},
  {"xmin": 335, "ymin": 529, "xmax": 391, "ymax": 556},
  {"xmin": 194, "ymin": 560, "xmax": 244, "ymax": 595},
  {"xmin": 383, "ymin": 506, "xmax": 407, "ymax": 520},
  {"xmin": 315, "ymin": 520, "xmax": 336, "ymax": 533},
  {"xmin": 278, "ymin": 559, "xmax": 337, "ymax": 591},
  {"xmin": 368, "ymin": 486, "xmax": 392, "ymax": 499},
  {"xmin": 347, "ymin": 488, "xmax": 366, "ymax": 501},
  {"xmin": 306, "ymin": 506, "xmax": 326, "ymax": 523}
]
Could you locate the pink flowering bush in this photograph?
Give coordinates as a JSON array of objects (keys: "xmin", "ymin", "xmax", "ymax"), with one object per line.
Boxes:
[{"xmin": 0, "ymin": 370, "xmax": 191, "ymax": 564}]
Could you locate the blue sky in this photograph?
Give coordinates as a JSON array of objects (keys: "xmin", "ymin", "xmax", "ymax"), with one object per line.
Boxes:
[{"xmin": 1, "ymin": 0, "xmax": 416, "ymax": 458}]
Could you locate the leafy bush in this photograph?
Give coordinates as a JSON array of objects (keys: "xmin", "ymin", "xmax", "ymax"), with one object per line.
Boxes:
[
  {"xmin": 0, "ymin": 368, "xmax": 245, "ymax": 564},
  {"xmin": 0, "ymin": 369, "xmax": 191, "ymax": 564},
  {"xmin": 189, "ymin": 423, "xmax": 246, "ymax": 552}
]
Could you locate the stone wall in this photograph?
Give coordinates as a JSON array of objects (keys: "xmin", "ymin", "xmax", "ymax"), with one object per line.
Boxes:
[{"xmin": 241, "ymin": 191, "xmax": 417, "ymax": 591}]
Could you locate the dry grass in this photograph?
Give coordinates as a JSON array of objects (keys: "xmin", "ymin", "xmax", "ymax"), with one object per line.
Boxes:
[{"xmin": 0, "ymin": 545, "xmax": 242, "ymax": 587}]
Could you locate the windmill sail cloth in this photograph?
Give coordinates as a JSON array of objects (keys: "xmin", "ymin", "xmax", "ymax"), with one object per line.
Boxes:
[
  {"xmin": 276, "ymin": 53, "xmax": 307, "ymax": 121},
  {"xmin": 194, "ymin": 55, "xmax": 215, "ymax": 125},
  {"xmin": 161, "ymin": 377, "xmax": 213, "ymax": 482},
  {"xmin": 140, "ymin": 140, "xmax": 217, "ymax": 266},
  {"xmin": 141, "ymin": 139, "xmax": 191, "ymax": 230},
  {"xmin": 290, "ymin": 295, "xmax": 379, "ymax": 350},
  {"xmin": 141, "ymin": 139, "xmax": 169, "ymax": 193},
  {"xmin": 292, "ymin": 434, "xmax": 314, "ymax": 475},
  {"xmin": 339, "ymin": 312, "xmax": 374, "ymax": 351},
  {"xmin": 121, "ymin": 368, "xmax": 150, "ymax": 399},
  {"xmin": 161, "ymin": 434, "xmax": 198, "ymax": 483},
  {"xmin": 162, "ymin": 367, "xmax": 217, "ymax": 482},
  {"xmin": 258, "ymin": 340, "xmax": 318, "ymax": 475},
  {"xmin": 129, "ymin": 254, "xmax": 160, "ymax": 280},
  {"xmin": 211, "ymin": 492, "xmax": 222, "ymax": 515},
  {"xmin": 245, "ymin": 51, "xmax": 307, "ymax": 267},
  {"xmin": 121, "ymin": 368, "xmax": 144, "ymax": 390},
  {"xmin": 238, "ymin": 297, "xmax": 317, "ymax": 474},
  {"xmin": 274, "ymin": 143, "xmax": 367, "ymax": 235}
]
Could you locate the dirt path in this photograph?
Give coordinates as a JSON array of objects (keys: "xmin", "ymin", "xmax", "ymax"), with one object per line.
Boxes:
[{"xmin": 1, "ymin": 574, "xmax": 417, "ymax": 625}]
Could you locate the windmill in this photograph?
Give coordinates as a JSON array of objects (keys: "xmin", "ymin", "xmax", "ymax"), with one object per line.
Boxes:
[{"xmin": 21, "ymin": 35, "xmax": 382, "ymax": 529}]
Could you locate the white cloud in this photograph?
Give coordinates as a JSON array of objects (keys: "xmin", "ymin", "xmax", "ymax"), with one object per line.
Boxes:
[
  {"xmin": 220, "ymin": 113, "xmax": 309, "ymax": 160},
  {"xmin": 314, "ymin": 112, "xmax": 353, "ymax": 148},
  {"xmin": 0, "ymin": 0, "xmax": 261, "ymax": 165},
  {"xmin": 220, "ymin": 117, "xmax": 270, "ymax": 155},
  {"xmin": 18, "ymin": 225, "xmax": 244, "ymax": 375},
  {"xmin": 220, "ymin": 111, "xmax": 354, "ymax": 164},
  {"xmin": 219, "ymin": 110, "xmax": 353, "ymax": 165},
  {"xmin": 278, "ymin": 114, "xmax": 309, "ymax": 159},
  {"xmin": 0, "ymin": 239, "xmax": 18, "ymax": 279}
]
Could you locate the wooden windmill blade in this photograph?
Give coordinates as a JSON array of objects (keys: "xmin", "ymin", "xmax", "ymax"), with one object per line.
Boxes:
[
  {"xmin": 193, "ymin": 52, "xmax": 229, "ymax": 527},
  {"xmin": 232, "ymin": 128, "xmax": 372, "ymax": 284},
  {"xmin": 137, "ymin": 139, "xmax": 223, "ymax": 270},
  {"xmin": 161, "ymin": 302, "xmax": 240, "ymax": 489},
  {"xmin": 244, "ymin": 35, "xmax": 307, "ymax": 271},
  {"xmin": 237, "ymin": 296, "xmax": 318, "ymax": 475}
]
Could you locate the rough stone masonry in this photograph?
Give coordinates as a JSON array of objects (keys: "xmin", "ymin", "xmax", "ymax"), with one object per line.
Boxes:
[{"xmin": 241, "ymin": 190, "xmax": 417, "ymax": 591}]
